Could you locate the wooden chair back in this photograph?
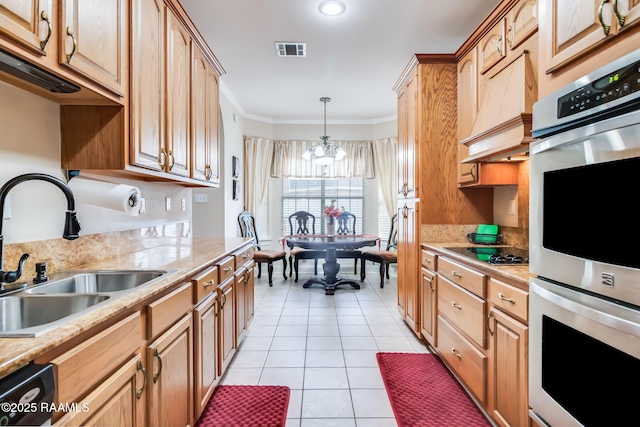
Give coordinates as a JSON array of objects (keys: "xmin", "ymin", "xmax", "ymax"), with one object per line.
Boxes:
[
  {"xmin": 288, "ymin": 211, "xmax": 316, "ymax": 235},
  {"xmin": 337, "ymin": 212, "xmax": 356, "ymax": 235},
  {"xmin": 386, "ymin": 214, "xmax": 398, "ymax": 251},
  {"xmin": 238, "ymin": 210, "xmax": 261, "ymax": 250}
]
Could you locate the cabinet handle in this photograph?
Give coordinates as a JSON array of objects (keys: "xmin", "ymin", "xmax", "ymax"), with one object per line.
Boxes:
[
  {"xmin": 159, "ymin": 149, "xmax": 167, "ymax": 170},
  {"xmin": 152, "ymin": 348, "xmax": 163, "ymax": 383},
  {"xmin": 498, "ymin": 292, "xmax": 516, "ymax": 304},
  {"xmin": 423, "ymin": 257, "xmax": 431, "ymax": 263},
  {"xmin": 506, "ymin": 23, "xmax": 513, "ymax": 47},
  {"xmin": 168, "ymin": 151, "xmax": 175, "ymax": 171},
  {"xmin": 402, "ymin": 183, "xmax": 408, "ymax": 197},
  {"xmin": 470, "ymin": 163, "xmax": 477, "ymax": 181},
  {"xmin": 205, "ymin": 165, "xmax": 212, "ymax": 181},
  {"xmin": 402, "ymin": 204, "xmax": 409, "ymax": 219},
  {"xmin": 223, "ymin": 267, "xmax": 233, "ymax": 272},
  {"xmin": 136, "ymin": 360, "xmax": 147, "ymax": 399},
  {"xmin": 39, "ymin": 11, "xmax": 52, "ymax": 51},
  {"xmin": 451, "ymin": 348, "xmax": 462, "ymax": 359},
  {"xmin": 424, "ymin": 276, "xmax": 435, "ymax": 292},
  {"xmin": 221, "ymin": 292, "xmax": 227, "ymax": 307},
  {"xmin": 487, "ymin": 310, "xmax": 494, "ymax": 336},
  {"xmin": 451, "ymin": 301, "xmax": 462, "ymax": 310},
  {"xmin": 204, "ymin": 279, "xmax": 215, "ymax": 289},
  {"xmin": 496, "ymin": 36, "xmax": 503, "ymax": 56},
  {"xmin": 599, "ymin": 0, "xmax": 612, "ymax": 35},
  {"xmin": 451, "ymin": 270, "xmax": 462, "ymax": 278},
  {"xmin": 243, "ymin": 253, "xmax": 250, "ymax": 258},
  {"xmin": 65, "ymin": 27, "xmax": 77, "ymax": 63},
  {"xmin": 613, "ymin": 0, "xmax": 626, "ymax": 27}
]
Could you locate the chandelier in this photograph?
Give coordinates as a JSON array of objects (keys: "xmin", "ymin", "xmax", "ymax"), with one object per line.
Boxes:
[{"xmin": 302, "ymin": 97, "xmax": 346, "ymax": 165}]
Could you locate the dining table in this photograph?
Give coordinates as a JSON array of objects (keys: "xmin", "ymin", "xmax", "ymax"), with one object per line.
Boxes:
[{"xmin": 283, "ymin": 234, "xmax": 379, "ymax": 295}]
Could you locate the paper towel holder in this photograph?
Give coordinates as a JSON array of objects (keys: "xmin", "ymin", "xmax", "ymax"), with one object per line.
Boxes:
[{"xmin": 67, "ymin": 170, "xmax": 139, "ymax": 209}]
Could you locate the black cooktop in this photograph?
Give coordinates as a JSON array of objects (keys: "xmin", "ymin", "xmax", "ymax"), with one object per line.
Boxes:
[{"xmin": 444, "ymin": 246, "xmax": 529, "ymax": 265}]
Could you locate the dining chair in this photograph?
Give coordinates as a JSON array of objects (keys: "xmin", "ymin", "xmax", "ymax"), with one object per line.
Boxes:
[
  {"xmin": 336, "ymin": 211, "xmax": 360, "ymax": 273},
  {"xmin": 287, "ymin": 210, "xmax": 325, "ymax": 282},
  {"xmin": 238, "ymin": 210, "xmax": 287, "ymax": 286},
  {"xmin": 360, "ymin": 214, "xmax": 398, "ymax": 287}
]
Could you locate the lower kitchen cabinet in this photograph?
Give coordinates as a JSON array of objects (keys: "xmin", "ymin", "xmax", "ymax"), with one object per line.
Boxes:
[
  {"xmin": 147, "ymin": 314, "xmax": 193, "ymax": 427},
  {"xmin": 397, "ymin": 200, "xmax": 420, "ymax": 336},
  {"xmin": 420, "ymin": 266, "xmax": 437, "ymax": 347},
  {"xmin": 235, "ymin": 266, "xmax": 247, "ymax": 343},
  {"xmin": 487, "ymin": 307, "xmax": 529, "ymax": 427},
  {"xmin": 245, "ymin": 264, "xmax": 255, "ymax": 329},
  {"xmin": 194, "ymin": 292, "xmax": 219, "ymax": 419},
  {"xmin": 218, "ymin": 277, "xmax": 236, "ymax": 376},
  {"xmin": 54, "ymin": 354, "xmax": 145, "ymax": 426}
]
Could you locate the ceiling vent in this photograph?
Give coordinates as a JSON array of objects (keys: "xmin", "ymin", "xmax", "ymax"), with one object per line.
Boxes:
[{"xmin": 275, "ymin": 42, "xmax": 306, "ymax": 57}]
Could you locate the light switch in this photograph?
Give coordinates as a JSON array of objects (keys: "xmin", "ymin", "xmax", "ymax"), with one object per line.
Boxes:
[{"xmin": 509, "ymin": 199, "xmax": 516, "ymax": 215}]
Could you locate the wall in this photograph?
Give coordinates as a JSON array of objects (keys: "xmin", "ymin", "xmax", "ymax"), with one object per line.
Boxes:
[{"xmin": 0, "ymin": 81, "xmax": 190, "ymax": 247}]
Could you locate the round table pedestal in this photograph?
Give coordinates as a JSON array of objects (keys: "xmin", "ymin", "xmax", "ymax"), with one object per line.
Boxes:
[{"xmin": 302, "ymin": 248, "xmax": 360, "ymax": 295}]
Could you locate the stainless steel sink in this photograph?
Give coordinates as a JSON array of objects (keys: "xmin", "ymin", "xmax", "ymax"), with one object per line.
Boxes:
[
  {"xmin": 0, "ymin": 269, "xmax": 176, "ymax": 337},
  {"xmin": 0, "ymin": 294, "xmax": 111, "ymax": 337},
  {"xmin": 24, "ymin": 270, "xmax": 167, "ymax": 294}
]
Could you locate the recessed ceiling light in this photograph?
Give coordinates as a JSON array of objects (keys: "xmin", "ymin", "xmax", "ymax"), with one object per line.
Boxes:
[{"xmin": 319, "ymin": 1, "xmax": 345, "ymax": 16}]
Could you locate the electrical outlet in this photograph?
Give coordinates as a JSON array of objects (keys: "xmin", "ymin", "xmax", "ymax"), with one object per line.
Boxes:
[
  {"xmin": 139, "ymin": 197, "xmax": 146, "ymax": 214},
  {"xmin": 181, "ymin": 198, "xmax": 186, "ymax": 211},
  {"xmin": 194, "ymin": 193, "xmax": 207, "ymax": 203},
  {"xmin": 165, "ymin": 197, "xmax": 171, "ymax": 211}
]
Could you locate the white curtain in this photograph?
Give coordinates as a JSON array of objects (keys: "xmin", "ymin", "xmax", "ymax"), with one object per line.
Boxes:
[
  {"xmin": 270, "ymin": 140, "xmax": 375, "ymax": 179},
  {"xmin": 243, "ymin": 136, "xmax": 274, "ymax": 215},
  {"xmin": 372, "ymin": 137, "xmax": 398, "ymax": 219}
]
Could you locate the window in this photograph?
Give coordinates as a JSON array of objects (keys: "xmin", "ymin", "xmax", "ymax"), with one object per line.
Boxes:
[{"xmin": 282, "ymin": 177, "xmax": 364, "ymax": 235}]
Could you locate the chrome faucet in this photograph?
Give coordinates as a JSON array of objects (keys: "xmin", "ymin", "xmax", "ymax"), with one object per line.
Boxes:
[{"xmin": 0, "ymin": 173, "xmax": 81, "ymax": 292}]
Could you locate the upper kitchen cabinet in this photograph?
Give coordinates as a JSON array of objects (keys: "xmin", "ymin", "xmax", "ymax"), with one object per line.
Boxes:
[
  {"xmin": 397, "ymin": 67, "xmax": 418, "ymax": 200},
  {"xmin": 539, "ymin": 0, "xmax": 640, "ymax": 97},
  {"xmin": 61, "ymin": 0, "xmax": 224, "ymax": 187},
  {"xmin": 0, "ymin": 0, "xmax": 53, "ymax": 55},
  {"xmin": 456, "ymin": 0, "xmax": 538, "ymax": 169},
  {"xmin": 0, "ymin": 0, "xmax": 126, "ymax": 103},
  {"xmin": 59, "ymin": 0, "xmax": 127, "ymax": 96}
]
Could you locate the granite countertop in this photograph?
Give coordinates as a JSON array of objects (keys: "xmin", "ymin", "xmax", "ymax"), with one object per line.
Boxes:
[
  {"xmin": 0, "ymin": 237, "xmax": 252, "ymax": 379},
  {"xmin": 421, "ymin": 242, "xmax": 532, "ymax": 286}
]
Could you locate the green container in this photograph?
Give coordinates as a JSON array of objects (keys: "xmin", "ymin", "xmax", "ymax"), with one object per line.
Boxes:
[{"xmin": 474, "ymin": 224, "xmax": 499, "ymax": 244}]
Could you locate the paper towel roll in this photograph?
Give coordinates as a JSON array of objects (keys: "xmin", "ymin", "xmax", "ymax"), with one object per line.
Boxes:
[{"xmin": 69, "ymin": 177, "xmax": 141, "ymax": 216}]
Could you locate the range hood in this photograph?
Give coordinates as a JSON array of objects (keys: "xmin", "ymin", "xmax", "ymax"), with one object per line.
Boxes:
[
  {"xmin": 461, "ymin": 52, "xmax": 535, "ymax": 163},
  {"xmin": 0, "ymin": 48, "xmax": 80, "ymax": 93}
]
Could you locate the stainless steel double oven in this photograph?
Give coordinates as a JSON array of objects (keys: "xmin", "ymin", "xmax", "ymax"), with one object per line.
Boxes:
[{"xmin": 529, "ymin": 48, "xmax": 640, "ymax": 427}]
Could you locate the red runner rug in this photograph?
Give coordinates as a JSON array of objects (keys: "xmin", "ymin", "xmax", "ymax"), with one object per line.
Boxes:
[
  {"xmin": 377, "ymin": 352, "xmax": 490, "ymax": 427},
  {"xmin": 195, "ymin": 385, "xmax": 290, "ymax": 427}
]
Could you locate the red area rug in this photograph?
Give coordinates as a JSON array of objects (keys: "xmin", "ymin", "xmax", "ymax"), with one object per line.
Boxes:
[
  {"xmin": 195, "ymin": 385, "xmax": 290, "ymax": 427},
  {"xmin": 377, "ymin": 352, "xmax": 490, "ymax": 427}
]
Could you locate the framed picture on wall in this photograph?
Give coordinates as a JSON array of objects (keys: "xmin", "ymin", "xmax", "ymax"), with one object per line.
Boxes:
[
  {"xmin": 232, "ymin": 156, "xmax": 240, "ymax": 178},
  {"xmin": 232, "ymin": 179, "xmax": 240, "ymax": 201}
]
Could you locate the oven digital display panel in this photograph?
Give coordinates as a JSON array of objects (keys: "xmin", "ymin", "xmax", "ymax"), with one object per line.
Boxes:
[
  {"xmin": 557, "ymin": 58, "xmax": 640, "ymax": 118},
  {"xmin": 542, "ymin": 316, "xmax": 639, "ymax": 426},
  {"xmin": 543, "ymin": 156, "xmax": 640, "ymax": 269}
]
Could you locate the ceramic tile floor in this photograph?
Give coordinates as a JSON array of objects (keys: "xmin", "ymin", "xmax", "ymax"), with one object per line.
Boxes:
[{"xmin": 219, "ymin": 259, "xmax": 431, "ymax": 427}]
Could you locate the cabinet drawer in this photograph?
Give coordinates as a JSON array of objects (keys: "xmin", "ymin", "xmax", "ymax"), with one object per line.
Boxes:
[
  {"xmin": 147, "ymin": 282, "xmax": 192, "ymax": 339},
  {"xmin": 218, "ymin": 256, "xmax": 235, "ymax": 283},
  {"xmin": 438, "ymin": 277, "xmax": 487, "ymax": 348},
  {"xmin": 234, "ymin": 246, "xmax": 254, "ymax": 269},
  {"xmin": 192, "ymin": 266, "xmax": 218, "ymax": 304},
  {"xmin": 421, "ymin": 249, "xmax": 437, "ymax": 271},
  {"xmin": 488, "ymin": 278, "xmax": 528, "ymax": 322},
  {"xmin": 438, "ymin": 257, "xmax": 486, "ymax": 298},
  {"xmin": 50, "ymin": 312, "xmax": 141, "ymax": 406},
  {"xmin": 437, "ymin": 315, "xmax": 487, "ymax": 403}
]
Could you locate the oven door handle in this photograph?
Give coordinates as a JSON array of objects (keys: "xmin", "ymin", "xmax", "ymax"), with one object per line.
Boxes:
[{"xmin": 530, "ymin": 279, "xmax": 640, "ymax": 337}]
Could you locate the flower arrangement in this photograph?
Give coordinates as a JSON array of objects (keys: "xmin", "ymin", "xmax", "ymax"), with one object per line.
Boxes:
[{"xmin": 323, "ymin": 199, "xmax": 342, "ymax": 223}]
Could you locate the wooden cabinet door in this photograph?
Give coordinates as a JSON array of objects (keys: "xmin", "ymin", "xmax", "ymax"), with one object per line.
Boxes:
[
  {"xmin": 457, "ymin": 48, "xmax": 479, "ymax": 185},
  {"xmin": 397, "ymin": 67, "xmax": 417, "ymax": 199},
  {"xmin": 543, "ymin": 0, "xmax": 614, "ymax": 72},
  {"xmin": 194, "ymin": 293, "xmax": 219, "ymax": 420},
  {"xmin": 0, "ymin": 0, "xmax": 52, "ymax": 54},
  {"xmin": 165, "ymin": 9, "xmax": 190, "ymax": 177},
  {"xmin": 54, "ymin": 355, "xmax": 145, "ymax": 427},
  {"xmin": 487, "ymin": 308, "xmax": 529, "ymax": 427},
  {"xmin": 131, "ymin": 0, "xmax": 164, "ymax": 171},
  {"xmin": 398, "ymin": 200, "xmax": 420, "ymax": 335},
  {"xmin": 420, "ymin": 267, "xmax": 437, "ymax": 347},
  {"xmin": 234, "ymin": 267, "xmax": 247, "ymax": 343},
  {"xmin": 614, "ymin": 0, "xmax": 640, "ymax": 30},
  {"xmin": 245, "ymin": 264, "xmax": 255, "ymax": 328},
  {"xmin": 147, "ymin": 314, "xmax": 193, "ymax": 427},
  {"xmin": 508, "ymin": 0, "xmax": 538, "ymax": 49},
  {"xmin": 206, "ymin": 64, "xmax": 220, "ymax": 184},
  {"xmin": 218, "ymin": 279, "xmax": 236, "ymax": 376},
  {"xmin": 479, "ymin": 18, "xmax": 506, "ymax": 74},
  {"xmin": 397, "ymin": 85, "xmax": 408, "ymax": 197},
  {"xmin": 191, "ymin": 44, "xmax": 208, "ymax": 182},
  {"xmin": 60, "ymin": 0, "xmax": 126, "ymax": 96}
]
